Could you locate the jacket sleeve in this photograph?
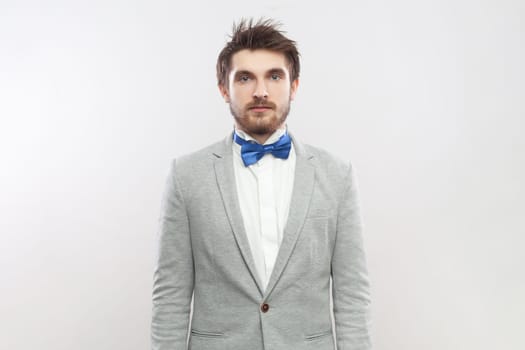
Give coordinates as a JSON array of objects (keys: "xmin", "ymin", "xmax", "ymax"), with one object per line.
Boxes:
[
  {"xmin": 151, "ymin": 159, "xmax": 194, "ymax": 349},
  {"xmin": 331, "ymin": 162, "xmax": 372, "ymax": 349}
]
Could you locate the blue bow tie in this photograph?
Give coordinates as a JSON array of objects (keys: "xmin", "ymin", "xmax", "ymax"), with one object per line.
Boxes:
[{"xmin": 233, "ymin": 132, "xmax": 292, "ymax": 167}]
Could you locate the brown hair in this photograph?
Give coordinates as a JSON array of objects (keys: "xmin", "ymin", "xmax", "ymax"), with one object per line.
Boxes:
[{"xmin": 216, "ymin": 18, "xmax": 300, "ymax": 87}]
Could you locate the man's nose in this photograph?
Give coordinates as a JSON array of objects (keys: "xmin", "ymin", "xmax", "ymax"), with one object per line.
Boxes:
[{"xmin": 253, "ymin": 80, "xmax": 268, "ymax": 99}]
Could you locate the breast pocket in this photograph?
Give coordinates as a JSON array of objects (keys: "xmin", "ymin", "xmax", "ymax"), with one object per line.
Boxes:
[
  {"xmin": 304, "ymin": 215, "xmax": 331, "ymax": 259},
  {"xmin": 306, "ymin": 208, "xmax": 329, "ymax": 219}
]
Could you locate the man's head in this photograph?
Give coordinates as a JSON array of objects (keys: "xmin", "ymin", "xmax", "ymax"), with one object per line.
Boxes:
[{"xmin": 217, "ymin": 19, "xmax": 300, "ymax": 141}]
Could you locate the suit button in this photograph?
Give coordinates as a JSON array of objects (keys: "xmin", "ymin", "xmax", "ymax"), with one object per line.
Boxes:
[{"xmin": 261, "ymin": 303, "xmax": 270, "ymax": 313}]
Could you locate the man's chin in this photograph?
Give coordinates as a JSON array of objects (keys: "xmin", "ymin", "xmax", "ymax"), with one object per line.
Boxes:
[
  {"xmin": 242, "ymin": 122, "xmax": 273, "ymax": 135},
  {"xmin": 233, "ymin": 111, "xmax": 287, "ymax": 136},
  {"xmin": 249, "ymin": 128, "xmax": 275, "ymax": 136}
]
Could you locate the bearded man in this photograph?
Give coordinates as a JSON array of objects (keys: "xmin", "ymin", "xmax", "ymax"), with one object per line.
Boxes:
[{"xmin": 151, "ymin": 18, "xmax": 372, "ymax": 350}]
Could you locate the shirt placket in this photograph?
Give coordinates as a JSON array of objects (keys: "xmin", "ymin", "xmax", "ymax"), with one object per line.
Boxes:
[{"xmin": 255, "ymin": 156, "xmax": 279, "ymax": 287}]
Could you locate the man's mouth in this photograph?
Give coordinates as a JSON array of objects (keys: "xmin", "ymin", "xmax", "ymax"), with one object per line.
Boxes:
[{"xmin": 249, "ymin": 105, "xmax": 272, "ymax": 112}]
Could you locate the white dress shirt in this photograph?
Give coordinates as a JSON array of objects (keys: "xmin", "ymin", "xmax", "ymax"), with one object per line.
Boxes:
[{"xmin": 232, "ymin": 126, "xmax": 296, "ymax": 291}]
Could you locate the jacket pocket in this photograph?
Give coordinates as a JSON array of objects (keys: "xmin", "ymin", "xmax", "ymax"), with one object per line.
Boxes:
[
  {"xmin": 306, "ymin": 208, "xmax": 329, "ymax": 219},
  {"xmin": 305, "ymin": 329, "xmax": 333, "ymax": 341},
  {"xmin": 190, "ymin": 328, "xmax": 225, "ymax": 338}
]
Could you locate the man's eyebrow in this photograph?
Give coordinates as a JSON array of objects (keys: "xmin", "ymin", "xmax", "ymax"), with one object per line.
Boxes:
[
  {"xmin": 232, "ymin": 68, "xmax": 287, "ymax": 80},
  {"xmin": 233, "ymin": 70, "xmax": 254, "ymax": 78},
  {"xmin": 268, "ymin": 68, "xmax": 286, "ymax": 75}
]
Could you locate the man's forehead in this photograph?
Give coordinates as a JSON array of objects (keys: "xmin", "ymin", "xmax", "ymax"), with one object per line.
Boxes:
[{"xmin": 230, "ymin": 49, "xmax": 289, "ymax": 73}]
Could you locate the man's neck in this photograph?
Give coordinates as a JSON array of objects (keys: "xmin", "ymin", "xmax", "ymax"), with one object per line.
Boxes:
[
  {"xmin": 235, "ymin": 125, "xmax": 286, "ymax": 145},
  {"xmin": 249, "ymin": 134, "xmax": 272, "ymax": 145}
]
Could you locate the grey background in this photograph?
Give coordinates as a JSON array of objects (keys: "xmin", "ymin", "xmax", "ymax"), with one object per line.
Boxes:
[{"xmin": 1, "ymin": 0, "xmax": 523, "ymax": 349}]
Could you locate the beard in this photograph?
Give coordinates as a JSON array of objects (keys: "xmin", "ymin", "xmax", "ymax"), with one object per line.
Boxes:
[{"xmin": 229, "ymin": 97, "xmax": 291, "ymax": 136}]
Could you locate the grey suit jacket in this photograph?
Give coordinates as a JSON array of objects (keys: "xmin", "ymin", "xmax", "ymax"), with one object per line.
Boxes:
[{"xmin": 151, "ymin": 132, "xmax": 371, "ymax": 350}]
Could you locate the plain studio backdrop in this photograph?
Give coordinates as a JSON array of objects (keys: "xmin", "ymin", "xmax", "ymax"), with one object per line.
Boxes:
[{"xmin": 1, "ymin": 0, "xmax": 523, "ymax": 349}]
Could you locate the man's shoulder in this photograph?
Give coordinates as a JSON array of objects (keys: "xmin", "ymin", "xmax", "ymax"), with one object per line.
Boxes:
[
  {"xmin": 166, "ymin": 136, "xmax": 228, "ymax": 181},
  {"xmin": 300, "ymin": 141, "xmax": 353, "ymax": 177},
  {"xmin": 176, "ymin": 138, "xmax": 224, "ymax": 164},
  {"xmin": 298, "ymin": 141, "xmax": 359, "ymax": 195}
]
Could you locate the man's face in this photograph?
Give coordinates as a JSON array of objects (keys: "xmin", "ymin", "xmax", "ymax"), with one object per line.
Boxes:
[{"xmin": 219, "ymin": 49, "xmax": 299, "ymax": 137}]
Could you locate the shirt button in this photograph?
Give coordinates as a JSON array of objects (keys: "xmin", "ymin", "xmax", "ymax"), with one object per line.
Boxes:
[{"xmin": 261, "ymin": 303, "xmax": 270, "ymax": 313}]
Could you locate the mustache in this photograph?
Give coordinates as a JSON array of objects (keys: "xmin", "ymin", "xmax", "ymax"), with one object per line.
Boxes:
[{"xmin": 246, "ymin": 101, "xmax": 276, "ymax": 109}]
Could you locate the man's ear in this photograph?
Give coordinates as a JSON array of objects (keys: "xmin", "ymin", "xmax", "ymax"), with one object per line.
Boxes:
[
  {"xmin": 219, "ymin": 84, "xmax": 230, "ymax": 103},
  {"xmin": 290, "ymin": 78, "xmax": 299, "ymax": 101}
]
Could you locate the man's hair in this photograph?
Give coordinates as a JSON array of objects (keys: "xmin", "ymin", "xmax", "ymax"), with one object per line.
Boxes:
[{"xmin": 216, "ymin": 18, "xmax": 300, "ymax": 87}]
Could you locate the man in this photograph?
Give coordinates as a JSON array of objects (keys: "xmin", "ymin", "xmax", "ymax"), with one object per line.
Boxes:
[{"xmin": 151, "ymin": 18, "xmax": 371, "ymax": 350}]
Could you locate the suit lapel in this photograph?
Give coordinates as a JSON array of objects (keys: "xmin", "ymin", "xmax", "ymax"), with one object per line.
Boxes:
[
  {"xmin": 263, "ymin": 133, "xmax": 315, "ymax": 298},
  {"xmin": 212, "ymin": 133, "xmax": 265, "ymax": 296}
]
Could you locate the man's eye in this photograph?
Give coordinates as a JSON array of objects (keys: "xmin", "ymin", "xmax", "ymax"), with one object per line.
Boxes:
[
  {"xmin": 271, "ymin": 74, "xmax": 281, "ymax": 80},
  {"xmin": 239, "ymin": 75, "xmax": 250, "ymax": 82}
]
